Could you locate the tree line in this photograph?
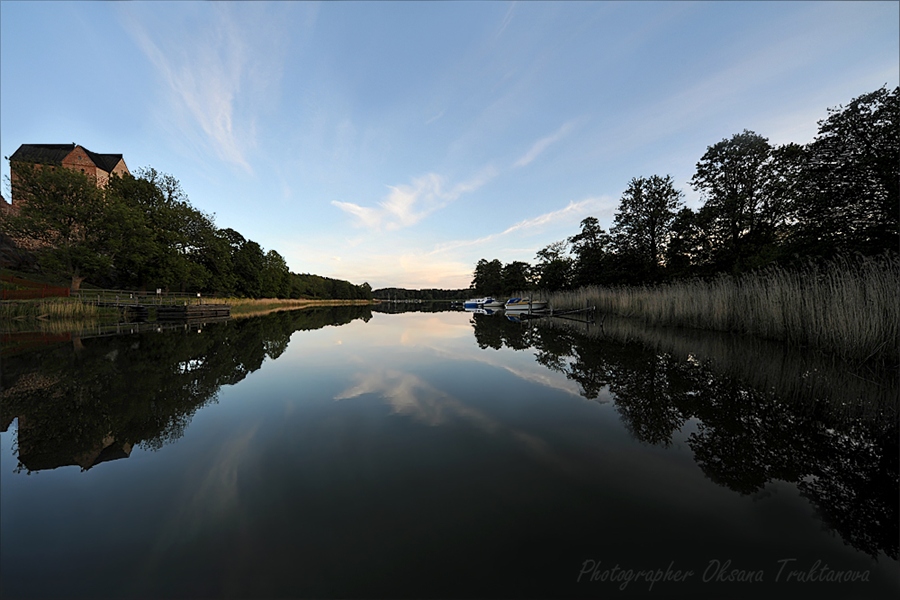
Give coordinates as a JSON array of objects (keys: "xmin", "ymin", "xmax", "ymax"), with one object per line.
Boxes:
[
  {"xmin": 472, "ymin": 86, "xmax": 898, "ymax": 296},
  {"xmin": 372, "ymin": 287, "xmax": 470, "ymax": 301},
  {"xmin": 2, "ymin": 165, "xmax": 372, "ymax": 300}
]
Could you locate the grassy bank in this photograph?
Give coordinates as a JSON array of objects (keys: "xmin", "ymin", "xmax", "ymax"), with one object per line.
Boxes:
[
  {"xmin": 224, "ymin": 298, "xmax": 373, "ymax": 318},
  {"xmin": 541, "ymin": 253, "xmax": 899, "ymax": 366}
]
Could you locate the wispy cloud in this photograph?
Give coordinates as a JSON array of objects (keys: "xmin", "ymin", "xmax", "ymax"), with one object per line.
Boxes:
[
  {"xmin": 431, "ymin": 196, "xmax": 607, "ymax": 254},
  {"xmin": 332, "ymin": 167, "xmax": 497, "ymax": 231},
  {"xmin": 121, "ymin": 4, "xmax": 289, "ymax": 173},
  {"xmin": 514, "ymin": 120, "xmax": 577, "ymax": 168},
  {"xmin": 495, "ymin": 2, "xmax": 517, "ymax": 39},
  {"xmin": 425, "ymin": 110, "xmax": 445, "ymax": 125}
]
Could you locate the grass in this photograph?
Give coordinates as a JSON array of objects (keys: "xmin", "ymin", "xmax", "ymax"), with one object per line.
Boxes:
[
  {"xmin": 537, "ymin": 253, "xmax": 899, "ymax": 366},
  {"xmin": 223, "ymin": 297, "xmax": 373, "ymax": 318},
  {"xmin": 1, "ymin": 298, "xmax": 106, "ymax": 322}
]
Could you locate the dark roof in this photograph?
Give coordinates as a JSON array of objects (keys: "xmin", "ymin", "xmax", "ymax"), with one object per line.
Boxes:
[
  {"xmin": 84, "ymin": 150, "xmax": 124, "ymax": 173},
  {"xmin": 9, "ymin": 144, "xmax": 125, "ymax": 174},
  {"xmin": 9, "ymin": 143, "xmax": 76, "ymax": 166}
]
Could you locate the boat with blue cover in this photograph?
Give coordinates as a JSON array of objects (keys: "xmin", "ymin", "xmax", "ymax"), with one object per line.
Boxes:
[{"xmin": 464, "ymin": 297, "xmax": 504, "ymax": 309}]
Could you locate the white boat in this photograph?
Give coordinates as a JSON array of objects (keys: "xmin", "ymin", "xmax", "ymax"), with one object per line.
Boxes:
[
  {"xmin": 464, "ymin": 297, "xmax": 502, "ymax": 309},
  {"xmin": 504, "ymin": 297, "xmax": 548, "ymax": 311}
]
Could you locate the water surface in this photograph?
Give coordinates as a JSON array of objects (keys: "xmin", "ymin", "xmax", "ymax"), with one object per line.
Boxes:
[{"xmin": 1, "ymin": 306, "xmax": 897, "ymax": 598}]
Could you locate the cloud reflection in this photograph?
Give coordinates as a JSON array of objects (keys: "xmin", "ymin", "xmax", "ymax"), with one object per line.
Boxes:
[{"xmin": 333, "ymin": 369, "xmax": 576, "ymax": 476}]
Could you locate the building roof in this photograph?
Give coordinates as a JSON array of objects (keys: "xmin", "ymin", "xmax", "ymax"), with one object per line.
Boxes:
[
  {"xmin": 9, "ymin": 143, "xmax": 126, "ymax": 174},
  {"xmin": 84, "ymin": 150, "xmax": 125, "ymax": 173},
  {"xmin": 9, "ymin": 143, "xmax": 76, "ymax": 166}
]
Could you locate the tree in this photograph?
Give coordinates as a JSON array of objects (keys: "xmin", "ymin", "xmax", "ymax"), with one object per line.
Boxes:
[
  {"xmin": 501, "ymin": 261, "xmax": 531, "ymax": 295},
  {"xmin": 233, "ymin": 239, "xmax": 265, "ymax": 298},
  {"xmin": 568, "ymin": 217, "xmax": 611, "ymax": 286},
  {"xmin": 6, "ymin": 165, "xmax": 113, "ymax": 290},
  {"xmin": 534, "ymin": 241, "xmax": 572, "ymax": 291},
  {"xmin": 610, "ymin": 175, "xmax": 683, "ymax": 280},
  {"xmin": 107, "ymin": 172, "xmax": 195, "ymax": 290},
  {"xmin": 691, "ymin": 130, "xmax": 773, "ymax": 271},
  {"xmin": 260, "ymin": 250, "xmax": 290, "ymax": 298},
  {"xmin": 471, "ymin": 258, "xmax": 504, "ymax": 296},
  {"xmin": 664, "ymin": 206, "xmax": 716, "ymax": 277},
  {"xmin": 792, "ymin": 85, "xmax": 899, "ymax": 256}
]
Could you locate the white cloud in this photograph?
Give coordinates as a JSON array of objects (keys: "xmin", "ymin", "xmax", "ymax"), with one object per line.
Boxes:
[
  {"xmin": 514, "ymin": 120, "xmax": 577, "ymax": 168},
  {"xmin": 431, "ymin": 196, "xmax": 608, "ymax": 254},
  {"xmin": 121, "ymin": 4, "xmax": 289, "ymax": 173},
  {"xmin": 332, "ymin": 167, "xmax": 497, "ymax": 231}
]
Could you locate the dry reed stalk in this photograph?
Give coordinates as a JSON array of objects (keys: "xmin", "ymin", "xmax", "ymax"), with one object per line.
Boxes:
[{"xmin": 540, "ymin": 254, "xmax": 899, "ymax": 365}]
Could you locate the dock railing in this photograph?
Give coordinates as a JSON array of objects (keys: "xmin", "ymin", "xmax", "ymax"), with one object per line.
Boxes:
[{"xmin": 73, "ymin": 289, "xmax": 228, "ymax": 307}]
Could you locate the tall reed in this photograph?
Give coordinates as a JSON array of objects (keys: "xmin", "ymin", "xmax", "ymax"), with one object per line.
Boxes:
[
  {"xmin": 1, "ymin": 298, "xmax": 100, "ymax": 321},
  {"xmin": 540, "ymin": 254, "xmax": 899, "ymax": 366}
]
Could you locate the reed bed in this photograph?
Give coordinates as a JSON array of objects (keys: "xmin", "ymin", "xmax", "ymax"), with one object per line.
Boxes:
[
  {"xmin": 536, "ymin": 315, "xmax": 897, "ymax": 425},
  {"xmin": 540, "ymin": 254, "xmax": 899, "ymax": 366},
  {"xmin": 1, "ymin": 298, "xmax": 102, "ymax": 321}
]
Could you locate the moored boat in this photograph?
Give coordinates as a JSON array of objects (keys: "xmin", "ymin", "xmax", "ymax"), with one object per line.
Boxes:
[
  {"xmin": 464, "ymin": 297, "xmax": 502, "ymax": 309},
  {"xmin": 504, "ymin": 297, "xmax": 548, "ymax": 311}
]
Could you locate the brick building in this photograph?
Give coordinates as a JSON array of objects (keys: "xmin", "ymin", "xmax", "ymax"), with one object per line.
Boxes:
[{"xmin": 7, "ymin": 143, "xmax": 130, "ymax": 208}]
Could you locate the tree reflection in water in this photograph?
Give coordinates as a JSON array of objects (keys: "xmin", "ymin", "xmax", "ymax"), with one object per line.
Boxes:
[
  {"xmin": 0, "ymin": 306, "xmax": 373, "ymax": 473},
  {"xmin": 469, "ymin": 312, "xmax": 899, "ymax": 560}
]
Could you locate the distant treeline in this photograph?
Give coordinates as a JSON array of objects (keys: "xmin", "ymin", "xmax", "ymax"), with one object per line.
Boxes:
[
  {"xmin": 372, "ymin": 287, "xmax": 470, "ymax": 301},
  {"xmin": 471, "ymin": 86, "xmax": 898, "ymax": 296},
  {"xmin": 2, "ymin": 166, "xmax": 372, "ymax": 300}
]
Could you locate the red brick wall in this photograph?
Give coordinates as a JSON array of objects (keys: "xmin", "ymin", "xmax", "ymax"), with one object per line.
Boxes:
[{"xmin": 61, "ymin": 146, "xmax": 99, "ymax": 182}]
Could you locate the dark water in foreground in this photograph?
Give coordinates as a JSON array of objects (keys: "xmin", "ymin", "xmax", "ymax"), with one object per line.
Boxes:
[{"xmin": 1, "ymin": 306, "xmax": 897, "ymax": 599}]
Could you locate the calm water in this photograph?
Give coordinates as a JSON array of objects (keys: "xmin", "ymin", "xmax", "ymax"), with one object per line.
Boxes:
[{"xmin": 1, "ymin": 306, "xmax": 897, "ymax": 599}]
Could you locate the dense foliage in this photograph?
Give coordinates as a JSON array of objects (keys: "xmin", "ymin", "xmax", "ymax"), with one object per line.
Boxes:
[
  {"xmin": 471, "ymin": 86, "xmax": 899, "ymax": 295},
  {"xmin": 372, "ymin": 287, "xmax": 470, "ymax": 301},
  {"xmin": 3, "ymin": 166, "xmax": 372, "ymax": 299}
]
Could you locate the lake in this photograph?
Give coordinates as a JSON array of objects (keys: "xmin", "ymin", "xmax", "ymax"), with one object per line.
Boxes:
[{"xmin": 1, "ymin": 305, "xmax": 897, "ymax": 598}]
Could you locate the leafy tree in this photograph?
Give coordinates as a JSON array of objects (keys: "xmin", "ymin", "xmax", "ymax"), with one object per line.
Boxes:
[
  {"xmin": 501, "ymin": 261, "xmax": 531, "ymax": 295},
  {"xmin": 471, "ymin": 258, "xmax": 504, "ymax": 296},
  {"xmin": 691, "ymin": 130, "xmax": 773, "ymax": 271},
  {"xmin": 261, "ymin": 249, "xmax": 290, "ymax": 298},
  {"xmin": 567, "ymin": 217, "xmax": 611, "ymax": 286},
  {"xmin": 534, "ymin": 241, "xmax": 572, "ymax": 291},
  {"xmin": 5, "ymin": 165, "xmax": 114, "ymax": 290},
  {"xmin": 610, "ymin": 175, "xmax": 683, "ymax": 279},
  {"xmin": 664, "ymin": 207, "xmax": 715, "ymax": 277},
  {"xmin": 233, "ymin": 239, "xmax": 265, "ymax": 298},
  {"xmin": 107, "ymin": 172, "xmax": 195, "ymax": 290},
  {"xmin": 792, "ymin": 85, "xmax": 899, "ymax": 256}
]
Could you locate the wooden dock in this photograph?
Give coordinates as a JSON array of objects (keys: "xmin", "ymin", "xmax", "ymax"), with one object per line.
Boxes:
[
  {"xmin": 75, "ymin": 289, "xmax": 231, "ymax": 322},
  {"xmin": 157, "ymin": 304, "xmax": 231, "ymax": 321}
]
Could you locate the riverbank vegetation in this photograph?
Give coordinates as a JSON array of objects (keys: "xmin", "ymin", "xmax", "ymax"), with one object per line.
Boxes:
[
  {"xmin": 372, "ymin": 287, "xmax": 470, "ymax": 301},
  {"xmin": 547, "ymin": 254, "xmax": 899, "ymax": 366},
  {"xmin": 2, "ymin": 167, "xmax": 371, "ymax": 300},
  {"xmin": 228, "ymin": 297, "xmax": 373, "ymax": 318},
  {"xmin": 470, "ymin": 86, "xmax": 898, "ymax": 363},
  {"xmin": 0, "ymin": 298, "xmax": 106, "ymax": 322}
]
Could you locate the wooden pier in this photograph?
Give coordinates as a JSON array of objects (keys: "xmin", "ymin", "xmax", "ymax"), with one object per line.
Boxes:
[
  {"xmin": 157, "ymin": 304, "xmax": 231, "ymax": 321},
  {"xmin": 75, "ymin": 289, "xmax": 231, "ymax": 322}
]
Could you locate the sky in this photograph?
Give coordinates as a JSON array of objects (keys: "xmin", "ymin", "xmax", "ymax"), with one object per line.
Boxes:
[{"xmin": 1, "ymin": 1, "xmax": 897, "ymax": 290}]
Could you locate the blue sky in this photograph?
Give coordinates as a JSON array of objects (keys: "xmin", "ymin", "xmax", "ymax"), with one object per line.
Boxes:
[{"xmin": 2, "ymin": 1, "xmax": 897, "ymax": 290}]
